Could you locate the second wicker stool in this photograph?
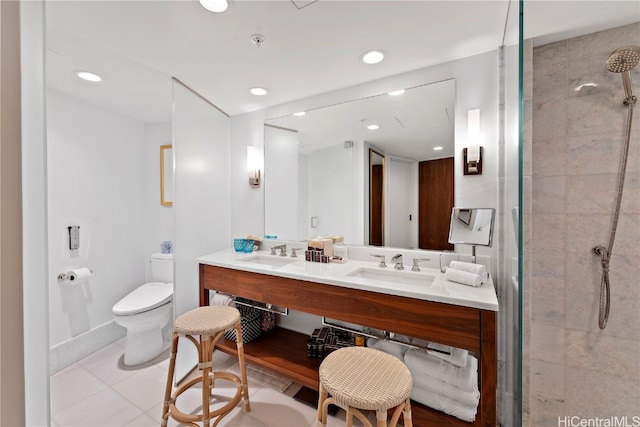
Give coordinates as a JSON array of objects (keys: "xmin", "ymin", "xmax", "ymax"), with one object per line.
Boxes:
[
  {"xmin": 316, "ymin": 346, "xmax": 413, "ymax": 427},
  {"xmin": 161, "ymin": 305, "xmax": 250, "ymax": 427}
]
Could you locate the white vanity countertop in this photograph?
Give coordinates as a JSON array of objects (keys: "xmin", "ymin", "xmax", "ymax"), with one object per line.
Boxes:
[{"xmin": 197, "ymin": 249, "xmax": 499, "ymax": 312}]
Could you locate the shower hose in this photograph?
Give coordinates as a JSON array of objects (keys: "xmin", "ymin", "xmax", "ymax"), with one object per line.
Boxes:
[{"xmin": 593, "ymin": 99, "xmax": 634, "ymax": 329}]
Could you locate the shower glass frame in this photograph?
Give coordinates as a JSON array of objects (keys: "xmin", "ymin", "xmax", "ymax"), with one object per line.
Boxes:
[{"xmin": 518, "ymin": 1, "xmax": 524, "ymax": 425}]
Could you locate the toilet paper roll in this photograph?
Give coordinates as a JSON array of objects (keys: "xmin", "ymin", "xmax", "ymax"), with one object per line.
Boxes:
[{"xmin": 66, "ymin": 268, "xmax": 92, "ymax": 285}]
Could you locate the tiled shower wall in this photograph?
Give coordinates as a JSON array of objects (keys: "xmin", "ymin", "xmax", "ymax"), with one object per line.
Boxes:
[{"xmin": 524, "ymin": 23, "xmax": 640, "ymax": 425}]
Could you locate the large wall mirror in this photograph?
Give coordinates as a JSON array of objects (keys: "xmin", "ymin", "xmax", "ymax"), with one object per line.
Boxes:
[{"xmin": 264, "ymin": 78, "xmax": 455, "ymax": 249}]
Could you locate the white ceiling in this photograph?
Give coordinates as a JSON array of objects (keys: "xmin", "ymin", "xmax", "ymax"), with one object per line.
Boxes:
[{"xmin": 45, "ymin": 0, "xmax": 639, "ymax": 123}]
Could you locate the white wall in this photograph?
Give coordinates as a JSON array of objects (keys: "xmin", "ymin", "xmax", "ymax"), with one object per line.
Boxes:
[
  {"xmin": 231, "ymin": 50, "xmax": 499, "ymax": 263},
  {"xmin": 172, "ymin": 79, "xmax": 231, "ymax": 380},
  {"xmin": 47, "ymin": 90, "xmax": 146, "ymax": 348},
  {"xmin": 143, "ymin": 122, "xmax": 174, "ymax": 281},
  {"xmin": 21, "ymin": 0, "xmax": 50, "ymax": 423}
]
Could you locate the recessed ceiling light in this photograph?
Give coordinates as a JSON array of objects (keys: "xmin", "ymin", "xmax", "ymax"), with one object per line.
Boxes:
[
  {"xmin": 367, "ymin": 124, "xmax": 380, "ymax": 130},
  {"xmin": 199, "ymin": 0, "xmax": 228, "ymax": 12},
  {"xmin": 293, "ymin": 111, "xmax": 306, "ymax": 117},
  {"xmin": 433, "ymin": 146, "xmax": 444, "ymax": 151},
  {"xmin": 388, "ymin": 89, "xmax": 405, "ymax": 96},
  {"xmin": 361, "ymin": 50, "xmax": 385, "ymax": 65},
  {"xmin": 75, "ymin": 71, "xmax": 102, "ymax": 82},
  {"xmin": 250, "ymin": 87, "xmax": 269, "ymax": 96}
]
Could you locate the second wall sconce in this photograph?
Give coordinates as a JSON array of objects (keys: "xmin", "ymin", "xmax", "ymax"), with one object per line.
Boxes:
[
  {"xmin": 247, "ymin": 146, "xmax": 261, "ymax": 188},
  {"xmin": 464, "ymin": 108, "xmax": 483, "ymax": 175}
]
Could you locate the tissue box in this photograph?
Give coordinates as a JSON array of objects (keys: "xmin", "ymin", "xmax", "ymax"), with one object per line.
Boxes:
[
  {"xmin": 224, "ymin": 305, "xmax": 263, "ymax": 343},
  {"xmin": 160, "ymin": 241, "xmax": 173, "ymax": 254},
  {"xmin": 233, "ymin": 238, "xmax": 255, "ymax": 253}
]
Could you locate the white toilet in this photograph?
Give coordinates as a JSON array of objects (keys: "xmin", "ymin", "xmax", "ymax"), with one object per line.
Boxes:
[{"xmin": 113, "ymin": 253, "xmax": 174, "ymax": 366}]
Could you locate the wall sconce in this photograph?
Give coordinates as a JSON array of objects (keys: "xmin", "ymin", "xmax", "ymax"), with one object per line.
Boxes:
[
  {"xmin": 464, "ymin": 108, "xmax": 483, "ymax": 175},
  {"xmin": 247, "ymin": 146, "xmax": 261, "ymax": 188}
]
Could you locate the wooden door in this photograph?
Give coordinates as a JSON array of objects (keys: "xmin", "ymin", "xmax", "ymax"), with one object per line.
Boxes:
[
  {"xmin": 418, "ymin": 157, "xmax": 454, "ymax": 250},
  {"xmin": 370, "ymin": 164, "xmax": 383, "ymax": 246}
]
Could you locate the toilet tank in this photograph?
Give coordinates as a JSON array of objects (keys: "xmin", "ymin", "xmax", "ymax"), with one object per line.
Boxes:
[{"xmin": 150, "ymin": 253, "xmax": 174, "ymax": 283}]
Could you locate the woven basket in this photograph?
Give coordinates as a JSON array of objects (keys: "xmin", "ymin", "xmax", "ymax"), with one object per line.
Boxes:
[{"xmin": 224, "ymin": 305, "xmax": 262, "ymax": 343}]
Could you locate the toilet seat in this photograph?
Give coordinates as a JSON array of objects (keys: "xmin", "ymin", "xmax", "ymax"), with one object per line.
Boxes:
[{"xmin": 113, "ymin": 282, "xmax": 173, "ymax": 316}]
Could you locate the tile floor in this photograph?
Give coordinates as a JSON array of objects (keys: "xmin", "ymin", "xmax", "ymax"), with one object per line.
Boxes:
[{"xmin": 50, "ymin": 339, "xmax": 374, "ymax": 426}]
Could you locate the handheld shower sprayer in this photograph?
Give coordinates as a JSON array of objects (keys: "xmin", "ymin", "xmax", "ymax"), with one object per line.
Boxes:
[
  {"xmin": 593, "ymin": 45, "xmax": 639, "ymax": 329},
  {"xmin": 605, "ymin": 45, "xmax": 640, "ymax": 105}
]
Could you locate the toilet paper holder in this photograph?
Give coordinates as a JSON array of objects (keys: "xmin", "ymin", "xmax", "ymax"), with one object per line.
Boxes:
[{"xmin": 57, "ymin": 268, "xmax": 93, "ymax": 282}]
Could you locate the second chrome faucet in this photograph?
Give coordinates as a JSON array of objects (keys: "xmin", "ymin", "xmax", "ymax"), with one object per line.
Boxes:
[
  {"xmin": 391, "ymin": 254, "xmax": 404, "ymax": 270},
  {"xmin": 270, "ymin": 244, "xmax": 287, "ymax": 256}
]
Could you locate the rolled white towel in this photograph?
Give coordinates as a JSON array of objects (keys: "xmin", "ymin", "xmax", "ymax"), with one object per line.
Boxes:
[
  {"xmin": 412, "ymin": 373, "xmax": 479, "ymax": 407},
  {"xmin": 404, "ymin": 348, "xmax": 478, "ymax": 392},
  {"xmin": 444, "ymin": 268, "xmax": 483, "ymax": 287},
  {"xmin": 411, "ymin": 338, "xmax": 469, "ymax": 368},
  {"xmin": 209, "ymin": 292, "xmax": 235, "ymax": 307},
  {"xmin": 449, "ymin": 261, "xmax": 488, "ymax": 282},
  {"xmin": 367, "ymin": 338, "xmax": 409, "ymax": 361},
  {"xmin": 410, "ymin": 384, "xmax": 478, "ymax": 423}
]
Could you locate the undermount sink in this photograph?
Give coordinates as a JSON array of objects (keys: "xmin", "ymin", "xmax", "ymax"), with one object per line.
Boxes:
[
  {"xmin": 236, "ymin": 254, "xmax": 297, "ymax": 267},
  {"xmin": 347, "ymin": 267, "xmax": 434, "ymax": 287}
]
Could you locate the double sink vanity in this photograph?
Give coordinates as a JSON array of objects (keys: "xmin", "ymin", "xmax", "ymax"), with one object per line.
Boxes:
[{"xmin": 197, "ymin": 246, "xmax": 498, "ymax": 426}]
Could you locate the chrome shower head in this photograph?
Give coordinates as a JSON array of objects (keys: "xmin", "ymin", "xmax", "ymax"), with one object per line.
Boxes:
[
  {"xmin": 606, "ymin": 45, "xmax": 640, "ymax": 73},
  {"xmin": 606, "ymin": 45, "xmax": 640, "ymax": 105}
]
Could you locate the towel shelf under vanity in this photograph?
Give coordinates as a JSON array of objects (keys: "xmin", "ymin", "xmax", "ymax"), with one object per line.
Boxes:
[{"xmin": 199, "ymin": 263, "xmax": 497, "ymax": 427}]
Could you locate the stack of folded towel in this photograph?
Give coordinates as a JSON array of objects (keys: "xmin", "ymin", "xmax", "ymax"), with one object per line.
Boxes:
[
  {"xmin": 404, "ymin": 343, "xmax": 480, "ymax": 422},
  {"xmin": 444, "ymin": 260, "xmax": 489, "ymax": 287},
  {"xmin": 366, "ymin": 337, "xmax": 411, "ymax": 361},
  {"xmin": 209, "ymin": 291, "xmax": 236, "ymax": 307}
]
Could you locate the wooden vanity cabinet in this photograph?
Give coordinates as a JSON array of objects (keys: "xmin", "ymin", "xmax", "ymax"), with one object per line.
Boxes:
[{"xmin": 199, "ymin": 264, "xmax": 497, "ymax": 426}]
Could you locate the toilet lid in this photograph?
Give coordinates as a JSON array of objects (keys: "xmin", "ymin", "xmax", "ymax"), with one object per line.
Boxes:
[{"xmin": 113, "ymin": 282, "xmax": 173, "ymax": 316}]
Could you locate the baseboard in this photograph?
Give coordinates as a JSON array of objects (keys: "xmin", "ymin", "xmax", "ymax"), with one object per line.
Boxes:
[{"xmin": 49, "ymin": 320, "xmax": 126, "ymax": 375}]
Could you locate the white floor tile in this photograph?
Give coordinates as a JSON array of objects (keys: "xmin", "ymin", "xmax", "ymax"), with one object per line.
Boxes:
[
  {"xmin": 244, "ymin": 387, "xmax": 318, "ymax": 427},
  {"xmin": 125, "ymin": 412, "xmax": 157, "ymax": 427},
  {"xmin": 77, "ymin": 341, "xmax": 140, "ymax": 386},
  {"xmin": 53, "ymin": 387, "xmax": 143, "ymax": 426},
  {"xmin": 213, "ymin": 350, "xmax": 240, "ymax": 371},
  {"xmin": 50, "ymin": 364, "xmax": 108, "ymax": 413},
  {"xmin": 218, "ymin": 407, "xmax": 270, "ymax": 427},
  {"xmin": 111, "ymin": 365, "xmax": 168, "ymax": 412},
  {"xmin": 51, "ymin": 344, "xmax": 333, "ymax": 427},
  {"xmin": 146, "ymin": 402, "xmax": 167, "ymax": 425}
]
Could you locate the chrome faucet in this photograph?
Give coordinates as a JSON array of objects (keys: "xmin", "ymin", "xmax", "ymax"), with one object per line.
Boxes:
[
  {"xmin": 411, "ymin": 258, "xmax": 431, "ymax": 272},
  {"xmin": 391, "ymin": 254, "xmax": 404, "ymax": 270},
  {"xmin": 290, "ymin": 247, "xmax": 304, "ymax": 258},
  {"xmin": 270, "ymin": 244, "xmax": 287, "ymax": 256},
  {"xmin": 370, "ymin": 254, "xmax": 387, "ymax": 268}
]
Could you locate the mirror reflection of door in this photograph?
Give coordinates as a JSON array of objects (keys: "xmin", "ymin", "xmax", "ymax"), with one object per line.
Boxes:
[
  {"xmin": 418, "ymin": 157, "xmax": 454, "ymax": 250},
  {"xmin": 387, "ymin": 157, "xmax": 415, "ymax": 249},
  {"xmin": 369, "ymin": 149, "xmax": 385, "ymax": 246}
]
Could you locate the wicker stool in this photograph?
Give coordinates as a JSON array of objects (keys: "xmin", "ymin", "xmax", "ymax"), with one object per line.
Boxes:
[
  {"xmin": 317, "ymin": 347, "xmax": 413, "ymax": 427},
  {"xmin": 161, "ymin": 306, "xmax": 250, "ymax": 427}
]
